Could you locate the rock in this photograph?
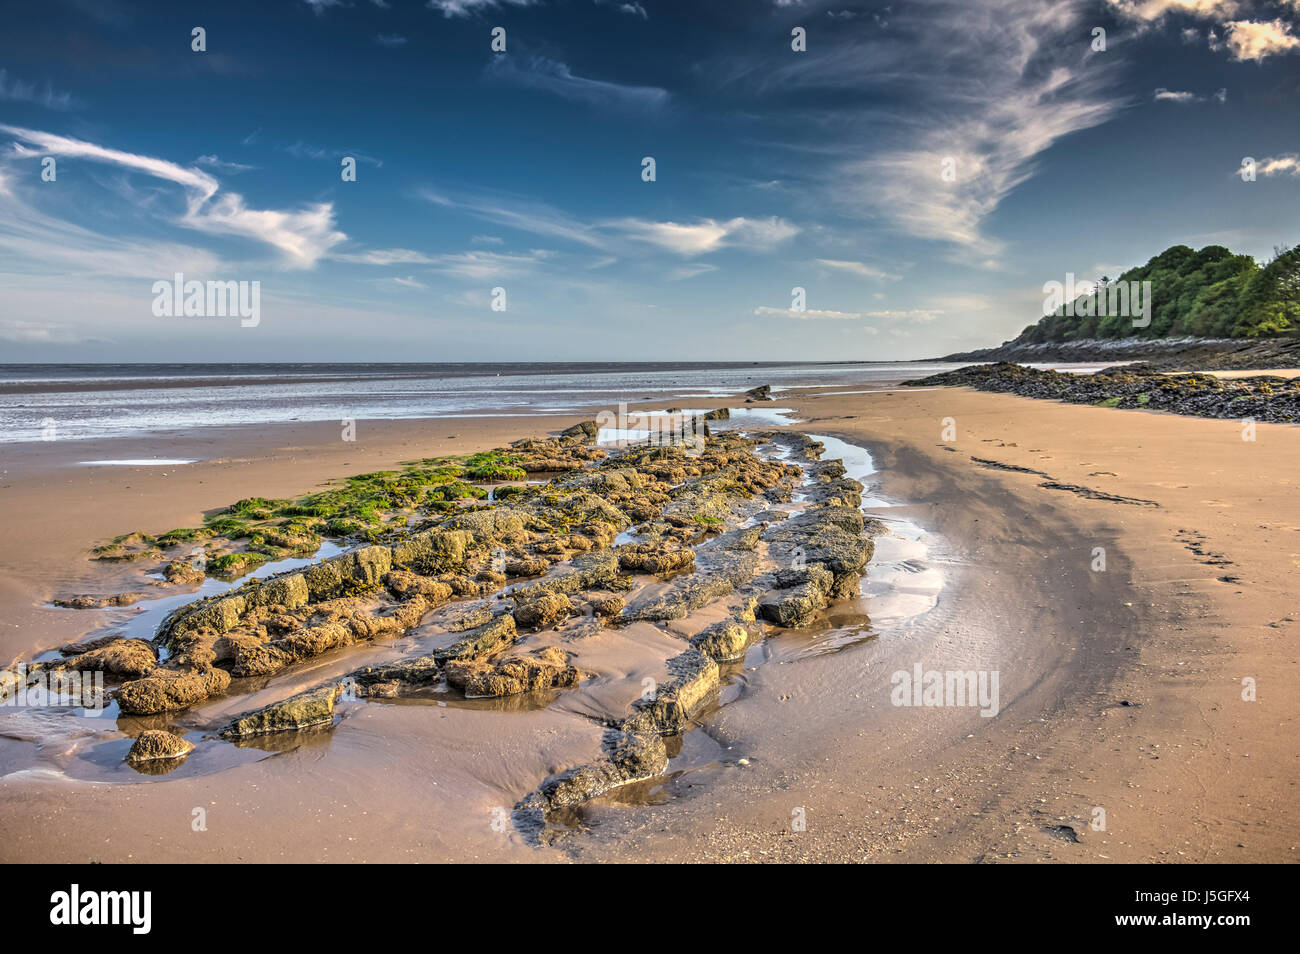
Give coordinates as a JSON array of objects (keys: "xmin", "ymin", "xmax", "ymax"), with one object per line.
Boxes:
[
  {"xmin": 615, "ymin": 542, "xmax": 695, "ymax": 574},
  {"xmin": 446, "ymin": 646, "xmax": 583, "ymax": 697},
  {"xmin": 53, "ymin": 592, "xmax": 151, "ymax": 609},
  {"xmin": 757, "ymin": 565, "xmax": 834, "ymax": 627},
  {"xmin": 512, "ymin": 591, "xmax": 574, "ymax": 629},
  {"xmin": 434, "ymin": 613, "xmax": 518, "ymax": 663},
  {"xmin": 116, "ymin": 667, "xmax": 232, "ymax": 715},
  {"xmin": 703, "ymin": 408, "xmax": 730, "ymax": 420},
  {"xmin": 384, "ymin": 570, "xmax": 454, "ymax": 601},
  {"xmin": 560, "ymin": 420, "xmax": 600, "ymax": 441},
  {"xmin": 163, "ymin": 561, "xmax": 205, "ymax": 585},
  {"xmin": 515, "ymin": 729, "xmax": 668, "ymax": 823},
  {"xmin": 744, "ymin": 385, "xmax": 773, "ymax": 401},
  {"xmin": 585, "ymin": 594, "xmax": 626, "ymax": 617},
  {"xmin": 220, "ymin": 685, "xmax": 342, "ymax": 739},
  {"xmin": 348, "ymin": 653, "xmax": 442, "ymax": 697},
  {"xmin": 504, "ymin": 557, "xmax": 549, "ymax": 578},
  {"xmin": 56, "ymin": 638, "xmax": 158, "ymax": 680},
  {"xmin": 623, "ymin": 650, "xmax": 719, "ymax": 735},
  {"xmin": 126, "ymin": 729, "xmax": 195, "ymax": 764},
  {"xmin": 509, "ymin": 551, "xmax": 621, "ymax": 601},
  {"xmin": 691, "ymin": 619, "xmax": 752, "ymax": 662}
]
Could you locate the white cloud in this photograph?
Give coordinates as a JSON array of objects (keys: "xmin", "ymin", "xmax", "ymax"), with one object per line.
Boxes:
[
  {"xmin": 619, "ymin": 2, "xmax": 649, "ymax": 18},
  {"xmin": 375, "ymin": 34, "xmax": 408, "ymax": 47},
  {"xmin": 839, "ymin": 1, "xmax": 1121, "ymax": 257},
  {"xmin": 1, "ymin": 125, "xmax": 346, "ymax": 268},
  {"xmin": 392, "ymin": 276, "xmax": 428, "ymax": 289},
  {"xmin": 1225, "ymin": 19, "xmax": 1300, "ymax": 61},
  {"xmin": 303, "ymin": 0, "xmax": 345, "ymax": 13},
  {"xmin": 815, "ymin": 258, "xmax": 901, "ymax": 281},
  {"xmin": 422, "ymin": 188, "xmax": 602, "ymax": 247},
  {"xmin": 427, "ymin": 0, "xmax": 537, "ymax": 17},
  {"xmin": 485, "ymin": 55, "xmax": 668, "ymax": 110},
  {"xmin": 1153, "ymin": 87, "xmax": 1201, "ymax": 102},
  {"xmin": 1105, "ymin": 0, "xmax": 1241, "ymax": 23},
  {"xmin": 339, "ymin": 246, "xmax": 549, "ymax": 279},
  {"xmin": 0, "ymin": 69, "xmax": 78, "ymax": 110},
  {"xmin": 195, "ymin": 154, "xmax": 256, "ymax": 173},
  {"xmin": 421, "ymin": 189, "xmax": 796, "ymax": 257},
  {"xmin": 1249, "ymin": 154, "xmax": 1300, "ymax": 176},
  {"xmin": 610, "ymin": 216, "xmax": 798, "ymax": 255},
  {"xmin": 755, "ymin": 306, "xmax": 864, "ymax": 320}
]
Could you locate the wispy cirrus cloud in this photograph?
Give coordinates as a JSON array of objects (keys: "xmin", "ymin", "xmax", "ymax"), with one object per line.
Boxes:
[
  {"xmin": 815, "ymin": 258, "xmax": 902, "ymax": 281},
  {"xmin": 420, "ymin": 187, "xmax": 797, "ymax": 257},
  {"xmin": 0, "ymin": 69, "xmax": 79, "ymax": 110},
  {"xmin": 339, "ymin": 246, "xmax": 551, "ymax": 279},
  {"xmin": 1105, "ymin": 0, "xmax": 1241, "ymax": 23},
  {"xmin": 427, "ymin": 0, "xmax": 537, "ymax": 17},
  {"xmin": 815, "ymin": 0, "xmax": 1123, "ymax": 260},
  {"xmin": 1, "ymin": 125, "xmax": 345, "ymax": 268},
  {"xmin": 612, "ymin": 216, "xmax": 798, "ymax": 255},
  {"xmin": 485, "ymin": 55, "xmax": 668, "ymax": 110}
]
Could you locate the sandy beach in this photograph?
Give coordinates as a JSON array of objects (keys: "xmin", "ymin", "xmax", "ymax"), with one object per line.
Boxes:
[{"xmin": 1, "ymin": 372, "xmax": 1294, "ymax": 864}]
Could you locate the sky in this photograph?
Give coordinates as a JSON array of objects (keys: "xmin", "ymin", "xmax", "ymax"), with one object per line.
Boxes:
[{"xmin": 0, "ymin": 0, "xmax": 1297, "ymax": 362}]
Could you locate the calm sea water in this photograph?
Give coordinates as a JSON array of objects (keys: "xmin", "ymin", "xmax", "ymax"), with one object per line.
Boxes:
[{"xmin": 0, "ymin": 361, "xmax": 964, "ymax": 444}]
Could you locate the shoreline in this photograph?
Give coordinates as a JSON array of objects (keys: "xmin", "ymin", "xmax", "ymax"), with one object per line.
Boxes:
[{"xmin": 0, "ymin": 378, "xmax": 1296, "ymax": 862}]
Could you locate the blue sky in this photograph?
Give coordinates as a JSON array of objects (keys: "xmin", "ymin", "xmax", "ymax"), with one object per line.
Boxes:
[{"xmin": 1, "ymin": 0, "xmax": 1298, "ymax": 361}]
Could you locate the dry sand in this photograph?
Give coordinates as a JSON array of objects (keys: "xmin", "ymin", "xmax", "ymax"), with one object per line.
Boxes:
[{"xmin": 0, "ymin": 380, "xmax": 1295, "ymax": 863}]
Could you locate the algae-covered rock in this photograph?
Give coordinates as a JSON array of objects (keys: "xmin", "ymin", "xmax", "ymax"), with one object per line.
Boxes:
[
  {"xmin": 163, "ymin": 561, "xmax": 206, "ymax": 585},
  {"xmin": 220, "ymin": 685, "xmax": 341, "ymax": 739},
  {"xmin": 126, "ymin": 729, "xmax": 195, "ymax": 764},
  {"xmin": 116, "ymin": 667, "xmax": 232, "ymax": 715}
]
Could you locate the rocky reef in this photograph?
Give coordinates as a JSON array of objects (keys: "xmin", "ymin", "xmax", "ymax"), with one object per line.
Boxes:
[
  {"xmin": 15, "ymin": 417, "xmax": 882, "ymax": 834},
  {"xmin": 906, "ymin": 362, "xmax": 1300, "ymax": 424}
]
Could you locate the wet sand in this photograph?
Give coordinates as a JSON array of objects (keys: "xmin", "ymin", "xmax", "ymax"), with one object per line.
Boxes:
[{"xmin": 1, "ymin": 380, "xmax": 1296, "ymax": 862}]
